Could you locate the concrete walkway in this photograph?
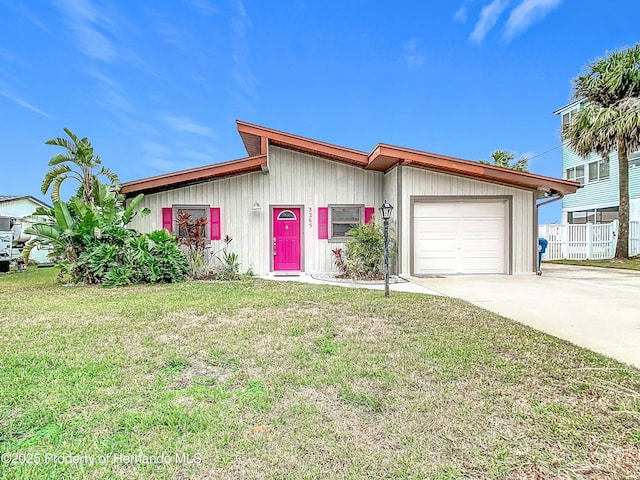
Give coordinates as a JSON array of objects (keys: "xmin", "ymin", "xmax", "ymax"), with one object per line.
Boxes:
[
  {"xmin": 409, "ymin": 263, "xmax": 640, "ymax": 369},
  {"xmin": 260, "ymin": 273, "xmax": 441, "ymax": 295}
]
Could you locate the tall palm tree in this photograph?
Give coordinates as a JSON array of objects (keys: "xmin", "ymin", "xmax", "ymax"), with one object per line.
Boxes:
[
  {"xmin": 480, "ymin": 150, "xmax": 529, "ymax": 171},
  {"xmin": 564, "ymin": 44, "xmax": 640, "ymax": 259},
  {"xmin": 41, "ymin": 128, "xmax": 119, "ymax": 204}
]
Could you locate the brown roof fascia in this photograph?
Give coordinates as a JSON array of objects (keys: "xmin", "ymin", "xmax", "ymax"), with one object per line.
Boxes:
[
  {"xmin": 236, "ymin": 120, "xmax": 369, "ymax": 167},
  {"xmin": 120, "ymin": 155, "xmax": 267, "ymax": 196},
  {"xmin": 371, "ymin": 144, "xmax": 580, "ymax": 195}
]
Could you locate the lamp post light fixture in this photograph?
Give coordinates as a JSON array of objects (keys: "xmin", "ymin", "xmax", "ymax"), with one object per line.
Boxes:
[{"xmin": 379, "ymin": 200, "xmax": 393, "ymax": 297}]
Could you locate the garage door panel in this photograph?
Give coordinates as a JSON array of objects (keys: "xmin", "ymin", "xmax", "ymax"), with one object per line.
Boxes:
[
  {"xmin": 459, "ymin": 201, "xmax": 504, "ymax": 217},
  {"xmin": 460, "ymin": 238, "xmax": 502, "ymax": 252},
  {"xmin": 460, "ymin": 257, "xmax": 503, "ymax": 274},
  {"xmin": 415, "ymin": 256, "xmax": 457, "ymax": 274},
  {"xmin": 413, "ymin": 200, "xmax": 507, "ymax": 275},
  {"xmin": 415, "ymin": 202, "xmax": 457, "ymax": 217}
]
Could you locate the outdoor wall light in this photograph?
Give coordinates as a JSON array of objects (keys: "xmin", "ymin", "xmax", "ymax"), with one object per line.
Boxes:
[{"xmin": 252, "ymin": 201, "xmax": 262, "ymax": 210}]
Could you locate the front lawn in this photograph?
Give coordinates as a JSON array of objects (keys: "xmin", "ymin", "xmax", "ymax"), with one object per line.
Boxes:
[
  {"xmin": 546, "ymin": 257, "xmax": 640, "ymax": 271},
  {"xmin": 1, "ymin": 269, "xmax": 639, "ymax": 479}
]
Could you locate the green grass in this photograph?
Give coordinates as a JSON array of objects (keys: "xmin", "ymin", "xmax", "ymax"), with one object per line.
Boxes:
[
  {"xmin": 547, "ymin": 256, "xmax": 640, "ymax": 271},
  {"xmin": 1, "ymin": 268, "xmax": 640, "ymax": 479}
]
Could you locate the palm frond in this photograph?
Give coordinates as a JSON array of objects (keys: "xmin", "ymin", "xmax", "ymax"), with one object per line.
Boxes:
[
  {"xmin": 41, "ymin": 164, "xmax": 72, "ymax": 196},
  {"xmin": 47, "ymin": 153, "xmax": 75, "ymax": 166},
  {"xmin": 50, "ymin": 176, "xmax": 68, "ymax": 203},
  {"xmin": 45, "ymin": 136, "xmax": 76, "ymax": 151},
  {"xmin": 97, "ymin": 166, "xmax": 120, "ymax": 186}
]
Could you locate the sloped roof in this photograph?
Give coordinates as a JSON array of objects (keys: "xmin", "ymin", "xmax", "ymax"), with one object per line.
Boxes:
[
  {"xmin": 120, "ymin": 155, "xmax": 267, "ymax": 195},
  {"xmin": 121, "ymin": 121, "xmax": 580, "ymax": 197},
  {"xmin": 237, "ymin": 121, "xmax": 579, "ymax": 196},
  {"xmin": 0, "ymin": 195, "xmax": 51, "ymax": 208}
]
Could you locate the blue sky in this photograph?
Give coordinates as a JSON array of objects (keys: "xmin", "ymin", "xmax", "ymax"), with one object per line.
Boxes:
[{"xmin": 1, "ymin": 0, "xmax": 638, "ymax": 223}]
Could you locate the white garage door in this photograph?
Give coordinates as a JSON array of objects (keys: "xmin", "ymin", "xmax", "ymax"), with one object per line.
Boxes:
[{"xmin": 413, "ymin": 200, "xmax": 507, "ymax": 275}]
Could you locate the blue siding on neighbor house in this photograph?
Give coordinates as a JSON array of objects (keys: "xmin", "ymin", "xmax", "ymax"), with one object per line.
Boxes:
[
  {"xmin": 562, "ymin": 146, "xmax": 617, "ymax": 210},
  {"xmin": 556, "ymin": 103, "xmax": 640, "ymax": 214}
]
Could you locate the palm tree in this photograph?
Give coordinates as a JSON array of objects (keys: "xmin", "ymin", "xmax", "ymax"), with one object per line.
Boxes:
[
  {"xmin": 564, "ymin": 44, "xmax": 640, "ymax": 259},
  {"xmin": 41, "ymin": 128, "xmax": 119, "ymax": 204},
  {"xmin": 480, "ymin": 150, "xmax": 529, "ymax": 171}
]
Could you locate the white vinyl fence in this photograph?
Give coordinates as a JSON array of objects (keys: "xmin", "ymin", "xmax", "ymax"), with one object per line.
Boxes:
[{"xmin": 538, "ymin": 220, "xmax": 640, "ymax": 260}]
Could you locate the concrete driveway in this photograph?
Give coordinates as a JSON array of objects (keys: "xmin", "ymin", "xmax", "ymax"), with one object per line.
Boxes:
[{"xmin": 410, "ymin": 263, "xmax": 640, "ymax": 369}]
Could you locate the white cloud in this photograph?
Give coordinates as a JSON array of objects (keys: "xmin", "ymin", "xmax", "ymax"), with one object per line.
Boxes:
[
  {"xmin": 141, "ymin": 141, "xmax": 168, "ymax": 156},
  {"xmin": 403, "ymin": 39, "xmax": 426, "ymax": 69},
  {"xmin": 231, "ymin": 0, "xmax": 258, "ymax": 100},
  {"xmin": 504, "ymin": 0, "xmax": 563, "ymax": 41},
  {"xmin": 184, "ymin": 0, "xmax": 218, "ymax": 16},
  {"xmin": 470, "ymin": 0, "xmax": 509, "ymax": 44},
  {"xmin": 54, "ymin": 0, "xmax": 117, "ymax": 62},
  {"xmin": 454, "ymin": 6, "xmax": 468, "ymax": 23},
  {"xmin": 0, "ymin": 89, "xmax": 53, "ymax": 119},
  {"xmin": 162, "ymin": 115, "xmax": 215, "ymax": 137}
]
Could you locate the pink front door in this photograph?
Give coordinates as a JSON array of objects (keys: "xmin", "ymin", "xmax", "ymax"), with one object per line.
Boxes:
[{"xmin": 273, "ymin": 208, "xmax": 301, "ymax": 271}]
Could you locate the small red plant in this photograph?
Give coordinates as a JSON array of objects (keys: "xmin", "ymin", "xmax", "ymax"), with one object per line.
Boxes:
[{"xmin": 331, "ymin": 248, "xmax": 347, "ymax": 274}]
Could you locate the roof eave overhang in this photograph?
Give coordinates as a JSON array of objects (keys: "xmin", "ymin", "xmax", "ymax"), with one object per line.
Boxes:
[
  {"xmin": 237, "ymin": 120, "xmax": 369, "ymax": 168},
  {"xmin": 120, "ymin": 154, "xmax": 267, "ymax": 197},
  {"xmin": 370, "ymin": 144, "xmax": 580, "ymax": 195},
  {"xmin": 553, "ymin": 99, "xmax": 583, "ymax": 115}
]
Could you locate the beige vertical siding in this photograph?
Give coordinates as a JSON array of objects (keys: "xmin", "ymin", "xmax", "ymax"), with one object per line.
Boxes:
[
  {"xmin": 399, "ymin": 165, "xmax": 535, "ymax": 275},
  {"xmin": 269, "ymin": 147, "xmax": 383, "ymax": 274},
  {"xmin": 128, "ymin": 170, "xmax": 270, "ymax": 275},
  {"xmin": 129, "ymin": 145, "xmax": 383, "ymax": 275}
]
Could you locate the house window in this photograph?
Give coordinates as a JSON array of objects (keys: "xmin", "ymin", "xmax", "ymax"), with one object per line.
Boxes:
[
  {"xmin": 561, "ymin": 111, "xmax": 574, "ymax": 129},
  {"xmin": 565, "ymin": 165, "xmax": 585, "ymax": 185},
  {"xmin": 277, "ymin": 210, "xmax": 297, "ymax": 220},
  {"xmin": 330, "ymin": 205, "xmax": 362, "ymax": 239},
  {"xmin": 588, "ymin": 158, "xmax": 610, "ymax": 182},
  {"xmin": 174, "ymin": 206, "xmax": 208, "ymax": 239},
  {"xmin": 561, "ymin": 109, "xmax": 579, "ymax": 136},
  {"xmin": 629, "ymin": 151, "xmax": 640, "ymax": 168},
  {"xmin": 568, "ymin": 207, "xmax": 618, "ymax": 224}
]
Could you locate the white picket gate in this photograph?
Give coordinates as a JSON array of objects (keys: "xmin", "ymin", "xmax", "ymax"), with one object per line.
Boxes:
[{"xmin": 538, "ymin": 220, "xmax": 640, "ymax": 260}]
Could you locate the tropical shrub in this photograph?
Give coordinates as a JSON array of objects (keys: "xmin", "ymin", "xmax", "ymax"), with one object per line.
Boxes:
[
  {"xmin": 175, "ymin": 210, "xmax": 210, "ymax": 277},
  {"xmin": 26, "ymin": 131, "xmax": 189, "ymax": 286},
  {"xmin": 334, "ymin": 220, "xmax": 396, "ymax": 279},
  {"xmin": 216, "ymin": 235, "xmax": 241, "ymax": 280},
  {"xmin": 26, "ymin": 192, "xmax": 188, "ymax": 286},
  {"xmin": 331, "ymin": 247, "xmax": 348, "ymax": 275}
]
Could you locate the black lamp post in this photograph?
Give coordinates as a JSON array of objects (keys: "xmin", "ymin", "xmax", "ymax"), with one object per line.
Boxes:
[{"xmin": 379, "ymin": 200, "xmax": 394, "ymax": 297}]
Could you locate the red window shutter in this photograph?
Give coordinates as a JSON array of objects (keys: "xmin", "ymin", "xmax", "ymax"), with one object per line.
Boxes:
[
  {"xmin": 162, "ymin": 208, "xmax": 173, "ymax": 232},
  {"xmin": 318, "ymin": 207, "xmax": 328, "ymax": 239},
  {"xmin": 210, "ymin": 207, "xmax": 221, "ymax": 240},
  {"xmin": 364, "ymin": 207, "xmax": 375, "ymax": 224}
]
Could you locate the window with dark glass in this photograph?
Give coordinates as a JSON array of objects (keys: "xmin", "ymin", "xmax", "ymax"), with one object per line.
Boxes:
[
  {"xmin": 588, "ymin": 158, "xmax": 610, "ymax": 182},
  {"xmin": 565, "ymin": 165, "xmax": 585, "ymax": 185},
  {"xmin": 174, "ymin": 206, "xmax": 208, "ymax": 239},
  {"xmin": 330, "ymin": 206, "xmax": 362, "ymax": 239}
]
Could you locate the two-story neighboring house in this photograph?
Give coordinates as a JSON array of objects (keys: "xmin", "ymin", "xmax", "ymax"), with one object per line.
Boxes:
[{"xmin": 554, "ymin": 100, "xmax": 640, "ymax": 224}]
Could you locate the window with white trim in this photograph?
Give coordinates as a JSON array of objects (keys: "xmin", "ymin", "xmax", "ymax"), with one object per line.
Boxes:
[
  {"xmin": 565, "ymin": 165, "xmax": 585, "ymax": 185},
  {"xmin": 629, "ymin": 151, "xmax": 640, "ymax": 169},
  {"xmin": 588, "ymin": 158, "xmax": 610, "ymax": 182},
  {"xmin": 329, "ymin": 205, "xmax": 362, "ymax": 240},
  {"xmin": 568, "ymin": 207, "xmax": 618, "ymax": 224},
  {"xmin": 174, "ymin": 206, "xmax": 208, "ymax": 240},
  {"xmin": 561, "ymin": 110, "xmax": 576, "ymax": 130}
]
